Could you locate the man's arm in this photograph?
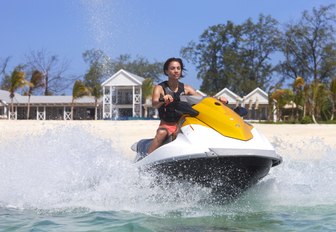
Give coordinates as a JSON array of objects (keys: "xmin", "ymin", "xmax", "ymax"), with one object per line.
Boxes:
[
  {"xmin": 151, "ymin": 85, "xmax": 164, "ymax": 108},
  {"xmin": 151, "ymin": 85, "xmax": 175, "ymax": 108},
  {"xmin": 184, "ymin": 84, "xmax": 201, "ymax": 96}
]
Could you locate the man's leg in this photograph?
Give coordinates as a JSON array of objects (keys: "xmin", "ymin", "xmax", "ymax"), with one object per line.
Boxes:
[{"xmin": 147, "ymin": 128, "xmax": 168, "ymax": 154}]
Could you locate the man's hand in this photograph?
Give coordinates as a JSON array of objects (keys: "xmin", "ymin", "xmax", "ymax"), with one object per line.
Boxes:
[
  {"xmin": 217, "ymin": 96, "xmax": 229, "ymax": 104},
  {"xmin": 163, "ymin": 94, "xmax": 174, "ymax": 104}
]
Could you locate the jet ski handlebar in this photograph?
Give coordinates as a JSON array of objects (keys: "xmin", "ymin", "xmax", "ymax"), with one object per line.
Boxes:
[
  {"xmin": 179, "ymin": 95, "xmax": 204, "ymax": 105},
  {"xmin": 174, "ymin": 95, "xmax": 201, "ymax": 117},
  {"xmin": 178, "ymin": 95, "xmax": 248, "ymax": 117}
]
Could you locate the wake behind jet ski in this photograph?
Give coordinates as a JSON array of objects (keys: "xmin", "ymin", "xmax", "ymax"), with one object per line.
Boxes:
[{"xmin": 132, "ymin": 95, "xmax": 282, "ymax": 198}]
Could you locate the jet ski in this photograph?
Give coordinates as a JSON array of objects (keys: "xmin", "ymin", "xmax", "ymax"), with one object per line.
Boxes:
[{"xmin": 132, "ymin": 95, "xmax": 282, "ymax": 198}]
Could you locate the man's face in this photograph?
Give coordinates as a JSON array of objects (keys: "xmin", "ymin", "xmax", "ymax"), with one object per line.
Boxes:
[{"xmin": 167, "ymin": 61, "xmax": 182, "ymax": 79}]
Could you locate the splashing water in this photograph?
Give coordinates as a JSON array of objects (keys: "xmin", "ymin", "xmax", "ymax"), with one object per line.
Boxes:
[
  {"xmin": 263, "ymin": 136, "xmax": 336, "ymax": 206},
  {"xmin": 0, "ymin": 125, "xmax": 213, "ymax": 215},
  {"xmin": 79, "ymin": 0, "xmax": 143, "ymax": 56},
  {"xmin": 1, "ymin": 124, "xmax": 335, "ymax": 216},
  {"xmin": 1, "ymin": 124, "xmax": 336, "ymax": 231}
]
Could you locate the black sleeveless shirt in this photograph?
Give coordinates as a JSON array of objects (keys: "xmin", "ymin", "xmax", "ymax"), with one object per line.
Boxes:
[{"xmin": 158, "ymin": 81, "xmax": 185, "ymax": 122}]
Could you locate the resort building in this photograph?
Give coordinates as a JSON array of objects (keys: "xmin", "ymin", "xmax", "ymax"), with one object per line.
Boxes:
[
  {"xmin": 0, "ymin": 69, "xmax": 273, "ymax": 121},
  {"xmin": 0, "ymin": 89, "xmax": 99, "ymax": 120},
  {"xmin": 101, "ymin": 69, "xmax": 144, "ymax": 119},
  {"xmin": 215, "ymin": 87, "xmax": 272, "ymax": 121}
]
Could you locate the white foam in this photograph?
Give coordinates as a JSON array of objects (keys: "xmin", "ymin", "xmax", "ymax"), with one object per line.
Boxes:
[
  {"xmin": 0, "ymin": 125, "xmax": 335, "ymax": 215},
  {"xmin": 0, "ymin": 125, "xmax": 209, "ymax": 214}
]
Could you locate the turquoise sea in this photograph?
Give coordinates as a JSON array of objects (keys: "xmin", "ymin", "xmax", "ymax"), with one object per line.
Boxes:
[{"xmin": 0, "ymin": 125, "xmax": 335, "ymax": 232}]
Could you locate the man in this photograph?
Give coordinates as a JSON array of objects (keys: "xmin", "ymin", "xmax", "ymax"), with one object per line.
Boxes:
[{"xmin": 147, "ymin": 57, "xmax": 227, "ymax": 154}]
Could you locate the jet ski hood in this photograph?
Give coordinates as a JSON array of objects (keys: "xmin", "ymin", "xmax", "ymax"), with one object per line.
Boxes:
[{"xmin": 180, "ymin": 97, "xmax": 253, "ymax": 141}]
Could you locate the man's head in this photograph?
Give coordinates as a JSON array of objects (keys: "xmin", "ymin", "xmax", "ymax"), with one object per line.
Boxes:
[{"xmin": 163, "ymin": 57, "xmax": 185, "ymax": 77}]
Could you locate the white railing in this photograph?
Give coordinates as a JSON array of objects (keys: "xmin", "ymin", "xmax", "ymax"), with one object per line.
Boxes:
[{"xmin": 9, "ymin": 112, "xmax": 17, "ymax": 120}]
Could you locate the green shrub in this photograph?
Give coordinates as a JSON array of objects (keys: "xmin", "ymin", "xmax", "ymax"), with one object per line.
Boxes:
[{"xmin": 300, "ymin": 116, "xmax": 313, "ymax": 124}]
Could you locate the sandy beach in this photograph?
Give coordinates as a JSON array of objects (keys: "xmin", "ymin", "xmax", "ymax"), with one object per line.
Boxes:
[{"xmin": 1, "ymin": 120, "xmax": 335, "ymax": 159}]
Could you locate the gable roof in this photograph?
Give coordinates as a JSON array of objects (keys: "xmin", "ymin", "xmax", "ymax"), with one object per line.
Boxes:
[
  {"xmin": 215, "ymin": 88, "xmax": 242, "ymax": 102},
  {"xmin": 101, "ymin": 69, "xmax": 145, "ymax": 87},
  {"xmin": 243, "ymin": 87, "xmax": 269, "ymax": 104},
  {"xmin": 196, "ymin": 89, "xmax": 207, "ymax": 96}
]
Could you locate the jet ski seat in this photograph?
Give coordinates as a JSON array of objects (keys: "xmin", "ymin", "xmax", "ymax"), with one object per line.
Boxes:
[{"xmin": 133, "ymin": 134, "xmax": 174, "ymax": 162}]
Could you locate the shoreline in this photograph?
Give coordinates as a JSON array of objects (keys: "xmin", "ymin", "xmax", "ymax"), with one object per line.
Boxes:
[{"xmin": 1, "ymin": 120, "xmax": 335, "ymax": 159}]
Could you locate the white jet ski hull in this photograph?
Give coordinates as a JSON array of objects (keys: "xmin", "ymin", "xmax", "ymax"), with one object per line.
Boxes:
[{"xmin": 133, "ymin": 123, "xmax": 282, "ymax": 197}]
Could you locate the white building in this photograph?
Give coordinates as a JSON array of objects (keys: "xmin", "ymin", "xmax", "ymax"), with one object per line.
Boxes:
[
  {"xmin": 215, "ymin": 88, "xmax": 242, "ymax": 107},
  {"xmin": 101, "ymin": 69, "xmax": 144, "ymax": 119},
  {"xmin": 0, "ymin": 69, "xmax": 146, "ymax": 120},
  {"xmin": 0, "ymin": 89, "xmax": 99, "ymax": 120},
  {"xmin": 0, "ymin": 69, "xmax": 272, "ymax": 121}
]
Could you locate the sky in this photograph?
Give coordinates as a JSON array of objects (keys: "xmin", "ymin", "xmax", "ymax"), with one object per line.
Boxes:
[{"xmin": 0, "ymin": 0, "xmax": 335, "ymax": 92}]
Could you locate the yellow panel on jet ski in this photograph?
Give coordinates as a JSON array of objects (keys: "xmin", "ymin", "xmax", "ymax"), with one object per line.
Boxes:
[
  {"xmin": 183, "ymin": 97, "xmax": 253, "ymax": 141},
  {"xmin": 180, "ymin": 117, "xmax": 207, "ymax": 127}
]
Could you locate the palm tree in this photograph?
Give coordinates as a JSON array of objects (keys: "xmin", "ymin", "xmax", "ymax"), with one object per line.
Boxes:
[
  {"xmin": 329, "ymin": 78, "xmax": 336, "ymax": 121},
  {"xmin": 83, "ymin": 64, "xmax": 103, "ymax": 120},
  {"xmin": 90, "ymin": 84, "xmax": 102, "ymax": 120},
  {"xmin": 8, "ymin": 66, "xmax": 28, "ymax": 119},
  {"xmin": 270, "ymin": 89, "xmax": 294, "ymax": 122},
  {"xmin": 302, "ymin": 84, "xmax": 310, "ymax": 118},
  {"xmin": 141, "ymin": 78, "xmax": 154, "ymax": 118},
  {"xmin": 309, "ymin": 80, "xmax": 327, "ymax": 124},
  {"xmin": 26, "ymin": 70, "xmax": 44, "ymax": 119},
  {"xmin": 316, "ymin": 82, "xmax": 330, "ymax": 121},
  {"xmin": 292, "ymin": 76, "xmax": 305, "ymax": 121},
  {"xmin": 301, "ymin": 80, "xmax": 329, "ymax": 124},
  {"xmin": 71, "ymin": 80, "xmax": 90, "ymax": 120}
]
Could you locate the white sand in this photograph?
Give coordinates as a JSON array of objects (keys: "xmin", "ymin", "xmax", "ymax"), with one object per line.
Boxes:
[{"xmin": 1, "ymin": 120, "xmax": 335, "ymax": 159}]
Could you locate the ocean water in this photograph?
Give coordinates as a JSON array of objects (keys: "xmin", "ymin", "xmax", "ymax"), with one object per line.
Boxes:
[{"xmin": 0, "ymin": 125, "xmax": 335, "ymax": 232}]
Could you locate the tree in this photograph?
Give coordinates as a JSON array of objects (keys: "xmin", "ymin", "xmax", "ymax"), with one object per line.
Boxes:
[
  {"xmin": 8, "ymin": 66, "xmax": 29, "ymax": 118},
  {"xmin": 0, "ymin": 57, "xmax": 10, "ymax": 79},
  {"xmin": 330, "ymin": 78, "xmax": 336, "ymax": 120},
  {"xmin": 270, "ymin": 88, "xmax": 294, "ymax": 121},
  {"xmin": 276, "ymin": 4, "xmax": 336, "ymax": 123},
  {"xmin": 312, "ymin": 80, "xmax": 333, "ymax": 125},
  {"xmin": 318, "ymin": 83, "xmax": 332, "ymax": 121},
  {"xmin": 25, "ymin": 49, "xmax": 73, "ymax": 95},
  {"xmin": 142, "ymin": 78, "xmax": 154, "ymax": 99},
  {"xmin": 181, "ymin": 22, "xmax": 239, "ymax": 95},
  {"xmin": 300, "ymin": 80, "xmax": 329, "ymax": 123},
  {"xmin": 278, "ymin": 4, "xmax": 336, "ymax": 83},
  {"xmin": 26, "ymin": 70, "xmax": 44, "ymax": 119},
  {"xmin": 181, "ymin": 15, "xmax": 280, "ymax": 96},
  {"xmin": 142, "ymin": 78, "xmax": 154, "ymax": 117},
  {"xmin": 84, "ymin": 65, "xmax": 103, "ymax": 120},
  {"xmin": 111, "ymin": 54, "xmax": 163, "ymax": 83},
  {"xmin": 0, "ymin": 57, "xmax": 11, "ymax": 90},
  {"xmin": 239, "ymin": 15, "xmax": 281, "ymax": 92},
  {"xmin": 292, "ymin": 76, "xmax": 305, "ymax": 121},
  {"xmin": 82, "ymin": 50, "xmax": 164, "ymax": 83},
  {"xmin": 82, "ymin": 49, "xmax": 109, "ymax": 120},
  {"xmin": 71, "ymin": 80, "xmax": 90, "ymax": 120},
  {"xmin": 82, "ymin": 49, "xmax": 113, "ymax": 77}
]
